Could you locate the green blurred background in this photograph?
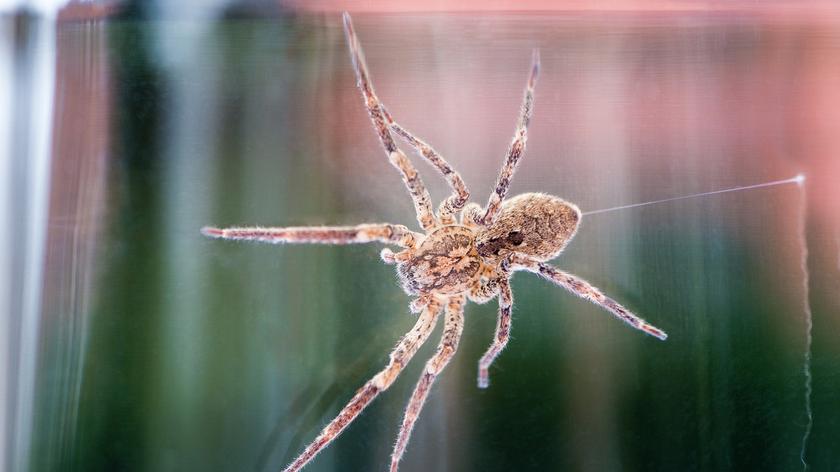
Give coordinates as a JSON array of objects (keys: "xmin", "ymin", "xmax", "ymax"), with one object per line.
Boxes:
[{"xmin": 11, "ymin": 6, "xmax": 840, "ymax": 472}]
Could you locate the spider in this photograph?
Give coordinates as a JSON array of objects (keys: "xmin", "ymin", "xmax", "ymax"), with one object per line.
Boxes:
[{"xmin": 202, "ymin": 12, "xmax": 667, "ymax": 472}]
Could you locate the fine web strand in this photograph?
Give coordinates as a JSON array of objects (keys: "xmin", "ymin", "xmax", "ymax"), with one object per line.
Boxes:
[
  {"xmin": 580, "ymin": 173, "xmax": 813, "ymax": 468},
  {"xmin": 582, "ymin": 174, "xmax": 804, "ymax": 216},
  {"xmin": 798, "ymin": 185, "xmax": 813, "ymax": 471}
]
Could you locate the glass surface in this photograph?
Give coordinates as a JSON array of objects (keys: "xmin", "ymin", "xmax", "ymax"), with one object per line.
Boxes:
[{"xmin": 24, "ymin": 9, "xmax": 840, "ymax": 472}]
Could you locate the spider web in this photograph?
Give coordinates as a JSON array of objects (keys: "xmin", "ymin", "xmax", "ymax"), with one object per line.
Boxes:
[{"xmin": 582, "ymin": 173, "xmax": 814, "ymax": 470}]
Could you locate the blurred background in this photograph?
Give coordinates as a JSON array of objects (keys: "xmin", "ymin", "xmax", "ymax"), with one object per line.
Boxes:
[{"xmin": 2, "ymin": 1, "xmax": 839, "ymax": 471}]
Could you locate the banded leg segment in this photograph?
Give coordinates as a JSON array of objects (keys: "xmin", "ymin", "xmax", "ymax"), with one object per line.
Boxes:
[
  {"xmin": 468, "ymin": 277, "xmax": 500, "ymax": 304},
  {"xmin": 390, "ymin": 296, "xmax": 465, "ymax": 472},
  {"xmin": 477, "ymin": 278, "xmax": 513, "ymax": 389},
  {"xmin": 342, "ymin": 13, "xmax": 436, "ymax": 230},
  {"xmin": 514, "ymin": 257, "xmax": 668, "ymax": 340},
  {"xmin": 468, "ymin": 257, "xmax": 511, "ymax": 304},
  {"xmin": 481, "ymin": 49, "xmax": 540, "ymax": 226},
  {"xmin": 382, "ymin": 107, "xmax": 470, "ymax": 224},
  {"xmin": 282, "ymin": 298, "xmax": 443, "ymax": 472},
  {"xmin": 201, "ymin": 223, "xmax": 419, "ymax": 248}
]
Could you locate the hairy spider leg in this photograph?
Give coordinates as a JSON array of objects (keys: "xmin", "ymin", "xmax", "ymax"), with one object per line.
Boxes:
[
  {"xmin": 461, "ymin": 203, "xmax": 485, "ymax": 229},
  {"xmin": 282, "ymin": 299, "xmax": 443, "ymax": 472},
  {"xmin": 342, "ymin": 12, "xmax": 436, "ymax": 230},
  {"xmin": 390, "ymin": 296, "xmax": 465, "ymax": 472},
  {"xmin": 477, "ymin": 278, "xmax": 513, "ymax": 389},
  {"xmin": 481, "ymin": 49, "xmax": 540, "ymax": 226},
  {"xmin": 201, "ymin": 224, "xmax": 420, "ymax": 248},
  {"xmin": 514, "ymin": 257, "xmax": 667, "ymax": 340},
  {"xmin": 380, "ymin": 247, "xmax": 415, "ymax": 265},
  {"xmin": 468, "ymin": 277, "xmax": 501, "ymax": 304},
  {"xmin": 381, "ymin": 107, "xmax": 471, "ymax": 224},
  {"xmin": 409, "ymin": 294, "xmax": 432, "ymax": 313}
]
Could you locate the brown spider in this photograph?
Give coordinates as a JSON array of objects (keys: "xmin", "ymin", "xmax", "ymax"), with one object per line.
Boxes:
[{"xmin": 202, "ymin": 12, "xmax": 667, "ymax": 472}]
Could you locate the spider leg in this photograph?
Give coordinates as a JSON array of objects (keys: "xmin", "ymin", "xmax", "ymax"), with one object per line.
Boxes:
[
  {"xmin": 461, "ymin": 203, "xmax": 484, "ymax": 228},
  {"xmin": 390, "ymin": 296, "xmax": 465, "ymax": 472},
  {"xmin": 342, "ymin": 13, "xmax": 436, "ymax": 230},
  {"xmin": 281, "ymin": 298, "xmax": 444, "ymax": 472},
  {"xmin": 468, "ymin": 258, "xmax": 511, "ymax": 304},
  {"xmin": 468, "ymin": 274, "xmax": 502, "ymax": 304},
  {"xmin": 409, "ymin": 294, "xmax": 431, "ymax": 313},
  {"xmin": 477, "ymin": 277, "xmax": 513, "ymax": 389},
  {"xmin": 381, "ymin": 107, "xmax": 470, "ymax": 224},
  {"xmin": 380, "ymin": 248, "xmax": 414, "ymax": 265},
  {"xmin": 201, "ymin": 223, "xmax": 419, "ymax": 248},
  {"xmin": 480, "ymin": 49, "xmax": 540, "ymax": 226},
  {"xmin": 514, "ymin": 257, "xmax": 668, "ymax": 340}
]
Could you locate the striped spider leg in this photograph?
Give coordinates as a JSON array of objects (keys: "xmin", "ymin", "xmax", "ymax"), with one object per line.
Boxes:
[
  {"xmin": 468, "ymin": 249, "xmax": 669, "ymax": 391},
  {"xmin": 480, "ymin": 48, "xmax": 540, "ymax": 226},
  {"xmin": 469, "ymin": 258, "xmax": 514, "ymax": 389},
  {"xmin": 512, "ymin": 255, "xmax": 668, "ymax": 341},
  {"xmin": 344, "ymin": 12, "xmax": 471, "ymax": 228},
  {"xmin": 390, "ymin": 296, "xmax": 465, "ymax": 472},
  {"xmin": 342, "ymin": 12, "xmax": 437, "ymax": 231},
  {"xmin": 382, "ymin": 106, "xmax": 470, "ymax": 225},
  {"xmin": 463, "ymin": 48, "xmax": 667, "ymax": 389},
  {"xmin": 281, "ymin": 298, "xmax": 444, "ymax": 472},
  {"xmin": 200, "ymin": 224, "xmax": 420, "ymax": 248},
  {"xmin": 467, "ymin": 249, "xmax": 668, "ymax": 392},
  {"xmin": 199, "ymin": 220, "xmax": 456, "ymax": 472}
]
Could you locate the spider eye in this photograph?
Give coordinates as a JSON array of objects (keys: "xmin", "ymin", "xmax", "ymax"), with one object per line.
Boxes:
[{"xmin": 507, "ymin": 231, "xmax": 525, "ymax": 246}]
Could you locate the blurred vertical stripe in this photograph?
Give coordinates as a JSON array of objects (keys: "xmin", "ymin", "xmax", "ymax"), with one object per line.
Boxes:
[
  {"xmin": 29, "ymin": 19, "xmax": 110, "ymax": 471},
  {"xmin": 0, "ymin": 13, "xmax": 56, "ymax": 472}
]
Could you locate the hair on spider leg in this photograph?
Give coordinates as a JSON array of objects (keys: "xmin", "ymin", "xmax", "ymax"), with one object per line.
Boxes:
[
  {"xmin": 200, "ymin": 226, "xmax": 224, "ymax": 237},
  {"xmin": 381, "ymin": 248, "xmax": 397, "ymax": 264},
  {"xmin": 409, "ymin": 295, "xmax": 431, "ymax": 314}
]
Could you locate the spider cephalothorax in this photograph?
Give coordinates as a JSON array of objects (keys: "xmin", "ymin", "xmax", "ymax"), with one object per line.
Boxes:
[
  {"xmin": 398, "ymin": 225, "xmax": 481, "ymax": 295},
  {"xmin": 202, "ymin": 12, "xmax": 666, "ymax": 472}
]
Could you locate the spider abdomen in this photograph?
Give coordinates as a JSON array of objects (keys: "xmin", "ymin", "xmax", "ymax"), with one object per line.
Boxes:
[
  {"xmin": 476, "ymin": 192, "xmax": 581, "ymax": 262},
  {"xmin": 398, "ymin": 225, "xmax": 482, "ymax": 295}
]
